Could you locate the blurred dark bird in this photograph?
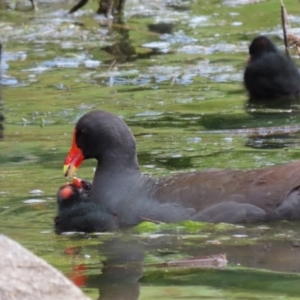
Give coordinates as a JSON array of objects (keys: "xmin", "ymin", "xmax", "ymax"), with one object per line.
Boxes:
[
  {"xmin": 55, "ymin": 177, "xmax": 119, "ymax": 233},
  {"xmin": 244, "ymin": 35, "xmax": 300, "ymax": 108}
]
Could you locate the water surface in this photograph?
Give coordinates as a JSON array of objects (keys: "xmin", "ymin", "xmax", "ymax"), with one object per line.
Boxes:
[{"xmin": 1, "ymin": 0, "xmax": 300, "ymax": 299}]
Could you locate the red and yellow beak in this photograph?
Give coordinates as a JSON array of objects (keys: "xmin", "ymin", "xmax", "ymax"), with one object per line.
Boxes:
[
  {"xmin": 72, "ymin": 177, "xmax": 83, "ymax": 189},
  {"xmin": 63, "ymin": 129, "xmax": 84, "ymax": 177}
]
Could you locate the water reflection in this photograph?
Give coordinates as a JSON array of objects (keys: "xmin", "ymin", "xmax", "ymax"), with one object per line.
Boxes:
[
  {"xmin": 2, "ymin": 0, "xmax": 300, "ymax": 298},
  {"xmin": 0, "ymin": 0, "xmax": 36, "ymax": 10},
  {"xmin": 147, "ymin": 23, "xmax": 174, "ymax": 35},
  {"xmin": 95, "ymin": 237, "xmax": 144, "ymax": 300},
  {"xmin": 244, "ymin": 110, "xmax": 300, "ymax": 149},
  {"xmin": 246, "ymin": 98, "xmax": 300, "ymax": 109},
  {"xmin": 101, "ymin": 16, "xmax": 172, "ymax": 62},
  {"xmin": 0, "ymin": 42, "xmax": 3, "ymax": 140},
  {"xmin": 246, "ymin": 132, "xmax": 300, "ymax": 149},
  {"xmin": 101, "ymin": 17, "xmax": 137, "ymax": 62},
  {"xmin": 64, "ymin": 232, "xmax": 300, "ymax": 299},
  {"xmin": 66, "ymin": 236, "xmax": 144, "ymax": 300}
]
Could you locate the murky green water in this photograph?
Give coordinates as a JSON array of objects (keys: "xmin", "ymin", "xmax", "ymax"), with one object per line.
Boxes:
[{"xmin": 2, "ymin": 0, "xmax": 300, "ymax": 298}]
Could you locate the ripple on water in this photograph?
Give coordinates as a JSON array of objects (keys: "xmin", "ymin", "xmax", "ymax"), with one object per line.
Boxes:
[
  {"xmin": 2, "ymin": 0, "xmax": 300, "ymax": 298},
  {"xmin": 142, "ymin": 42, "xmax": 170, "ymax": 53},
  {"xmin": 0, "ymin": 76, "xmax": 22, "ymax": 87},
  {"xmin": 160, "ymin": 31, "xmax": 198, "ymax": 45},
  {"xmin": 23, "ymin": 199, "xmax": 47, "ymax": 204},
  {"xmin": 29, "ymin": 189, "xmax": 44, "ymax": 195},
  {"xmin": 22, "ymin": 55, "xmax": 101, "ymax": 75},
  {"xmin": 223, "ymin": 0, "xmax": 265, "ymax": 6},
  {"xmin": 147, "ymin": 60, "xmax": 242, "ymax": 84},
  {"xmin": 135, "ymin": 111, "xmax": 163, "ymax": 117},
  {"xmin": 178, "ymin": 42, "xmax": 248, "ymax": 55},
  {"xmin": 188, "ymin": 16, "xmax": 211, "ymax": 28}
]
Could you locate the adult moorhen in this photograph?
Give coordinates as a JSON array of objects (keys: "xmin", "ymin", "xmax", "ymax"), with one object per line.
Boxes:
[
  {"xmin": 244, "ymin": 35, "xmax": 300, "ymax": 108},
  {"xmin": 55, "ymin": 177, "xmax": 118, "ymax": 232},
  {"xmin": 62, "ymin": 110, "xmax": 300, "ymax": 229}
]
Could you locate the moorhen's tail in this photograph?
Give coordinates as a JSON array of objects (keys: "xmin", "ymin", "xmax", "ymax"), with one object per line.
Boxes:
[{"xmin": 275, "ymin": 185, "xmax": 300, "ymax": 220}]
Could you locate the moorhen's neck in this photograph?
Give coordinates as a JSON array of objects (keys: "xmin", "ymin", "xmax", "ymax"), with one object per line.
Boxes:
[
  {"xmin": 91, "ymin": 149, "xmax": 147, "ymax": 214},
  {"xmin": 99, "ymin": 146, "xmax": 140, "ymax": 172}
]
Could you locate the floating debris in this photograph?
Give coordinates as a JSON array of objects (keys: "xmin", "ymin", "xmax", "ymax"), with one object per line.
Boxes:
[{"xmin": 150, "ymin": 254, "xmax": 227, "ymax": 269}]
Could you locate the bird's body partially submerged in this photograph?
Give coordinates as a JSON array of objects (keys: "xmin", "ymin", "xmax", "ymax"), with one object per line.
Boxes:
[
  {"xmin": 244, "ymin": 36, "xmax": 300, "ymax": 108},
  {"xmin": 59, "ymin": 110, "xmax": 300, "ymax": 232},
  {"xmin": 55, "ymin": 177, "xmax": 118, "ymax": 232}
]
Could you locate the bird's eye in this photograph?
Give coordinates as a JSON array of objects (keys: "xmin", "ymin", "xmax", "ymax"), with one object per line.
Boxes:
[
  {"xmin": 83, "ymin": 181, "xmax": 92, "ymax": 190},
  {"xmin": 76, "ymin": 129, "xmax": 86, "ymax": 141}
]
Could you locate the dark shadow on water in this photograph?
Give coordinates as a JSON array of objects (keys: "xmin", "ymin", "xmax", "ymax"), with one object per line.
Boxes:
[
  {"xmin": 126, "ymin": 110, "xmax": 300, "ymax": 131},
  {"xmin": 246, "ymin": 133, "xmax": 300, "ymax": 149},
  {"xmin": 147, "ymin": 23, "xmax": 174, "ymax": 35},
  {"xmin": 201, "ymin": 110, "xmax": 300, "ymax": 131},
  {"xmin": 246, "ymin": 97, "xmax": 300, "ymax": 110},
  {"xmin": 200, "ymin": 111, "xmax": 300, "ymax": 150}
]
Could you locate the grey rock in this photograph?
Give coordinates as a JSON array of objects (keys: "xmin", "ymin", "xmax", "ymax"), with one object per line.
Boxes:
[{"xmin": 0, "ymin": 235, "xmax": 90, "ymax": 300}]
